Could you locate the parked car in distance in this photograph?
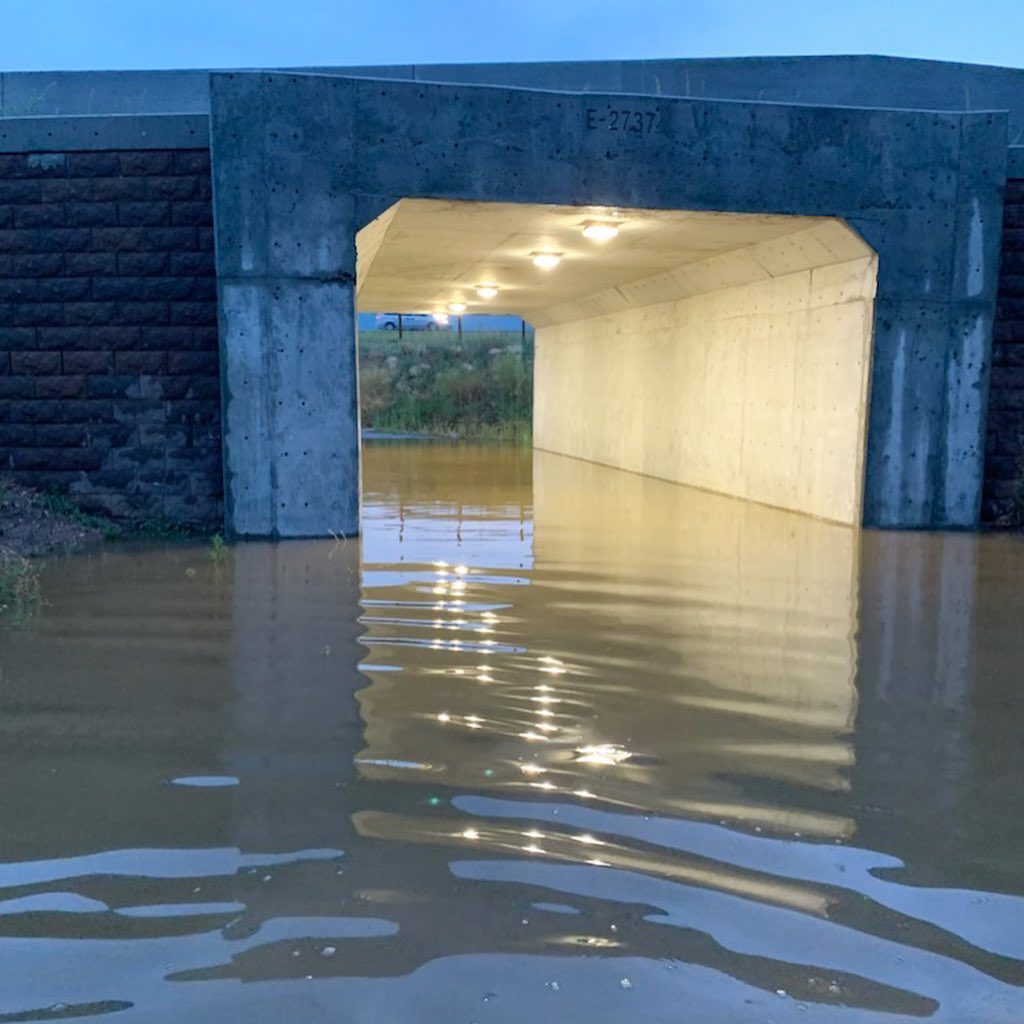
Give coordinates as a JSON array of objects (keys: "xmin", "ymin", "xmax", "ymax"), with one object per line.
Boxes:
[{"xmin": 374, "ymin": 312, "xmax": 449, "ymax": 331}]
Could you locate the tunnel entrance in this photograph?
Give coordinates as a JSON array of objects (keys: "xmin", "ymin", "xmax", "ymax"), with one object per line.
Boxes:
[
  {"xmin": 356, "ymin": 199, "xmax": 877, "ymax": 526},
  {"xmin": 211, "ymin": 72, "xmax": 1001, "ymax": 535}
]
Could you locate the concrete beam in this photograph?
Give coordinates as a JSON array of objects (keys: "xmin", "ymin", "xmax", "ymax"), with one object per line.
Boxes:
[{"xmin": 0, "ymin": 113, "xmax": 208, "ymax": 152}]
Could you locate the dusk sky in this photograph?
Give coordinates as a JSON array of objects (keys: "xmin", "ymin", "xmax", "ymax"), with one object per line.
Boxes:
[{"xmin": 0, "ymin": 0, "xmax": 1021, "ymax": 72}]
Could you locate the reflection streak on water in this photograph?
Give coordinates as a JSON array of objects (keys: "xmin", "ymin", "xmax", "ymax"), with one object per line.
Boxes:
[{"xmin": 0, "ymin": 442, "xmax": 1022, "ymax": 1021}]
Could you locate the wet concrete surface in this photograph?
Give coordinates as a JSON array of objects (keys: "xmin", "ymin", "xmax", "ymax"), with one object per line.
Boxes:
[{"xmin": 0, "ymin": 442, "xmax": 1022, "ymax": 1022}]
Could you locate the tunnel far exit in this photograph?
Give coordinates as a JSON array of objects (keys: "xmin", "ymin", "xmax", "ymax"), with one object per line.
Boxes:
[{"xmin": 357, "ymin": 200, "xmax": 878, "ymax": 526}]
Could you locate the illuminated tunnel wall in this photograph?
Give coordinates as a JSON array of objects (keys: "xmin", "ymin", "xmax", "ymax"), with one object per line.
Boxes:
[{"xmin": 532, "ymin": 221, "xmax": 876, "ymax": 524}]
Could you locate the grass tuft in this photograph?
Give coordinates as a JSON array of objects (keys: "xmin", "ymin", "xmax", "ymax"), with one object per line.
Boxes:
[
  {"xmin": 209, "ymin": 533, "xmax": 229, "ymax": 565},
  {"xmin": 0, "ymin": 548, "xmax": 42, "ymax": 613}
]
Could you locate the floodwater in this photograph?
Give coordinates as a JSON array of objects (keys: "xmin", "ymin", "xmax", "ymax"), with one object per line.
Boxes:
[{"xmin": 1, "ymin": 444, "xmax": 1023, "ymax": 1023}]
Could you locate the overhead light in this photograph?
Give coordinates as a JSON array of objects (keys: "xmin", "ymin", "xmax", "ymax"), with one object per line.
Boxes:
[
  {"xmin": 475, "ymin": 284, "xmax": 499, "ymax": 300},
  {"xmin": 582, "ymin": 221, "xmax": 619, "ymax": 242},
  {"xmin": 448, "ymin": 302, "xmax": 467, "ymax": 313},
  {"xmin": 531, "ymin": 251, "xmax": 563, "ymax": 270}
]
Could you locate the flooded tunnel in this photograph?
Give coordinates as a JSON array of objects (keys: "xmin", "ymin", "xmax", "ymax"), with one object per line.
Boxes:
[{"xmin": 357, "ymin": 199, "xmax": 877, "ymax": 524}]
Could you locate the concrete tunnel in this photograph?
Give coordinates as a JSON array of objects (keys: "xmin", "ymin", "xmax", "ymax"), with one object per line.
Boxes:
[
  {"xmin": 208, "ymin": 72, "xmax": 1004, "ymax": 537},
  {"xmin": 356, "ymin": 199, "xmax": 877, "ymax": 526}
]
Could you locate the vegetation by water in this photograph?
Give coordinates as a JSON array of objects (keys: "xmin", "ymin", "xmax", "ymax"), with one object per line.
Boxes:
[
  {"xmin": 38, "ymin": 492, "xmax": 197, "ymax": 542},
  {"xmin": 0, "ymin": 548, "xmax": 41, "ymax": 612},
  {"xmin": 359, "ymin": 329, "xmax": 533, "ymax": 442},
  {"xmin": 209, "ymin": 533, "xmax": 229, "ymax": 565}
]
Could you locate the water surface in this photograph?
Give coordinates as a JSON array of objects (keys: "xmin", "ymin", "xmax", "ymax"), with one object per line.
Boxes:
[{"xmin": 1, "ymin": 443, "xmax": 1022, "ymax": 1022}]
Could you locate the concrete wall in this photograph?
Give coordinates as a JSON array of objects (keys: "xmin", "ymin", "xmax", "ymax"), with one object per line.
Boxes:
[
  {"xmin": 0, "ymin": 145, "xmax": 221, "ymax": 524},
  {"xmin": 535, "ymin": 231, "xmax": 877, "ymax": 524}
]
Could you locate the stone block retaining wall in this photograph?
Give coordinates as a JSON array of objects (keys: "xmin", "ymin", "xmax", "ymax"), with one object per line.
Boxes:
[{"xmin": 0, "ymin": 148, "xmax": 221, "ymax": 525}]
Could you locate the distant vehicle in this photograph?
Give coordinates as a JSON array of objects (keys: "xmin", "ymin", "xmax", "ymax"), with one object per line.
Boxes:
[{"xmin": 375, "ymin": 313, "xmax": 449, "ymax": 331}]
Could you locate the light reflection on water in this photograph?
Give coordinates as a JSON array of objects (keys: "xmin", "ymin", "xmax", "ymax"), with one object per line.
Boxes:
[{"xmin": 0, "ymin": 442, "xmax": 1022, "ymax": 1022}]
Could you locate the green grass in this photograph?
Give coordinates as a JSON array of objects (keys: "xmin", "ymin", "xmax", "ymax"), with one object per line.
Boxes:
[{"xmin": 359, "ymin": 328, "xmax": 533, "ymax": 440}]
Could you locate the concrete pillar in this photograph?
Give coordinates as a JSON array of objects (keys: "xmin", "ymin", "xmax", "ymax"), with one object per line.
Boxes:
[{"xmin": 209, "ymin": 74, "xmax": 361, "ymax": 538}]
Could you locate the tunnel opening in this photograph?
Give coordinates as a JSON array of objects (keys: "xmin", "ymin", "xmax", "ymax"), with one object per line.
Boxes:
[{"xmin": 355, "ymin": 198, "xmax": 878, "ymax": 526}]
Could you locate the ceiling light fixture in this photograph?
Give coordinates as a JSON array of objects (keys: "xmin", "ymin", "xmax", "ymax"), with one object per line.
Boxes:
[
  {"xmin": 475, "ymin": 284, "xmax": 499, "ymax": 300},
  {"xmin": 448, "ymin": 302, "xmax": 467, "ymax": 313},
  {"xmin": 531, "ymin": 251, "xmax": 563, "ymax": 270},
  {"xmin": 582, "ymin": 221, "xmax": 619, "ymax": 241}
]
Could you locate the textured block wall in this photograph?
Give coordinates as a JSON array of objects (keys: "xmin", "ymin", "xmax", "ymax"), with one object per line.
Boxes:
[
  {"xmin": 0, "ymin": 148, "xmax": 222, "ymax": 525},
  {"xmin": 986, "ymin": 178, "xmax": 1024, "ymax": 522}
]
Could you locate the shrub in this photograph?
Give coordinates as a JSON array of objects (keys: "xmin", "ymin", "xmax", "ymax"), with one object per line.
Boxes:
[{"xmin": 358, "ymin": 329, "xmax": 532, "ymax": 439}]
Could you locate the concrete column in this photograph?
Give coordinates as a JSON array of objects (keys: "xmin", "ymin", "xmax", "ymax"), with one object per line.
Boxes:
[{"xmin": 209, "ymin": 73, "xmax": 361, "ymax": 537}]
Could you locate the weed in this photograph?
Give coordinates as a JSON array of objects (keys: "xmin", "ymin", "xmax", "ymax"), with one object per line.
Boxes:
[
  {"xmin": 0, "ymin": 548, "xmax": 42, "ymax": 613},
  {"xmin": 130, "ymin": 516, "xmax": 196, "ymax": 540},
  {"xmin": 209, "ymin": 533, "xmax": 229, "ymax": 565},
  {"xmin": 359, "ymin": 365, "xmax": 395, "ymax": 413}
]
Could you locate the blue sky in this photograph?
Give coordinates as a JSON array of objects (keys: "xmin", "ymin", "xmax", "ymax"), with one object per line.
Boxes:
[{"xmin": 0, "ymin": 0, "xmax": 1021, "ymax": 71}]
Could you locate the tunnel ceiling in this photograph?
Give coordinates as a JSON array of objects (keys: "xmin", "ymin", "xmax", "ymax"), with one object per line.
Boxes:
[{"xmin": 355, "ymin": 199, "xmax": 833, "ymax": 321}]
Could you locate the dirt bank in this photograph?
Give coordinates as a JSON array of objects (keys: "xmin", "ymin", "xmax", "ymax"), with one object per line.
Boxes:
[{"xmin": 0, "ymin": 479, "xmax": 104, "ymax": 558}]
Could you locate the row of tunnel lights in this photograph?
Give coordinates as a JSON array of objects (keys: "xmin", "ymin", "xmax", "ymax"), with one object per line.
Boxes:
[{"xmin": 440, "ymin": 219, "xmax": 621, "ymax": 317}]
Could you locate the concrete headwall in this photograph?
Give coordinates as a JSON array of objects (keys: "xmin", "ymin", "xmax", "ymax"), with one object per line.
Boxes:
[
  {"xmin": 535, "ymin": 224, "xmax": 877, "ymax": 524},
  {"xmin": 0, "ymin": 143, "xmax": 221, "ymax": 523},
  {"xmin": 210, "ymin": 71, "xmax": 1006, "ymax": 534}
]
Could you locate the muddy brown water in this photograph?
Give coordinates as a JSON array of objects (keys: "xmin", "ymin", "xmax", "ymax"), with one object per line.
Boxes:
[{"xmin": 1, "ymin": 443, "xmax": 1022, "ymax": 1022}]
